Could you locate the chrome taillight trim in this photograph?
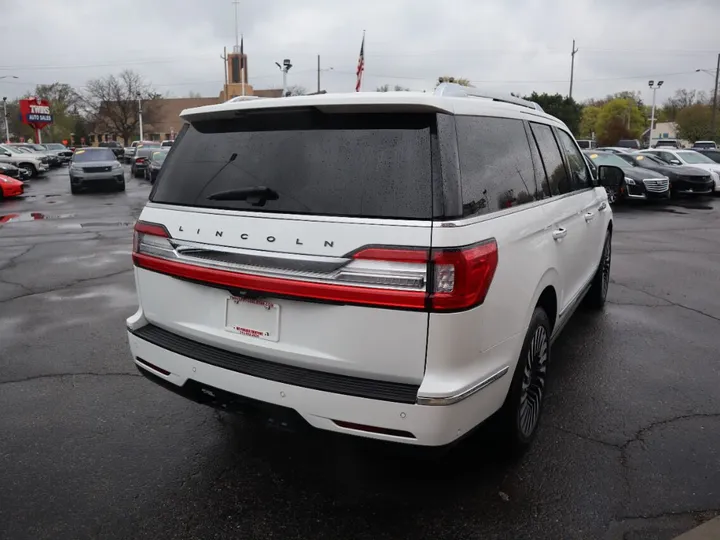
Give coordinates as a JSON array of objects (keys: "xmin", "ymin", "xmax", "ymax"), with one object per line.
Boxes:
[{"xmin": 136, "ymin": 236, "xmax": 428, "ymax": 292}]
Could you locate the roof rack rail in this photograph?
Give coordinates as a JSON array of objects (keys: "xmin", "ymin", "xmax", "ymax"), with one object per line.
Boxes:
[
  {"xmin": 434, "ymin": 83, "xmax": 545, "ymax": 112},
  {"xmin": 225, "ymin": 95, "xmax": 265, "ymax": 103}
]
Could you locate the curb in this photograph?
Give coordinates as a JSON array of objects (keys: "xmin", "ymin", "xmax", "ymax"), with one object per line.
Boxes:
[{"xmin": 674, "ymin": 516, "xmax": 720, "ymax": 539}]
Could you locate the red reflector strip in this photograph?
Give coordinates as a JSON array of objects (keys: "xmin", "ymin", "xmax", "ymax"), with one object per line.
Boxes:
[
  {"xmin": 136, "ymin": 357, "xmax": 171, "ymax": 376},
  {"xmin": 352, "ymin": 247, "xmax": 429, "ymax": 263},
  {"xmin": 133, "ymin": 253, "xmax": 427, "ymax": 310},
  {"xmin": 332, "ymin": 420, "xmax": 416, "ymax": 439}
]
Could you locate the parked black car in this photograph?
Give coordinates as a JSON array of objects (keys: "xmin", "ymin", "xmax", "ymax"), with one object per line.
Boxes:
[
  {"xmin": 617, "ymin": 153, "xmax": 714, "ymax": 195},
  {"xmin": 0, "ymin": 162, "xmax": 31, "ymax": 181},
  {"xmin": 143, "ymin": 150, "xmax": 168, "ymax": 183},
  {"xmin": 131, "ymin": 147, "xmax": 159, "ymax": 178},
  {"xmin": 695, "ymin": 149, "xmax": 720, "ymax": 164},
  {"xmin": 99, "ymin": 141, "xmax": 125, "ymax": 160},
  {"xmin": 584, "ymin": 151, "xmax": 670, "ymax": 201}
]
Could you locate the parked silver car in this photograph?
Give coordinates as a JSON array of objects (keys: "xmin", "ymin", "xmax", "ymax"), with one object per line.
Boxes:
[{"xmin": 69, "ymin": 147, "xmax": 125, "ymax": 194}]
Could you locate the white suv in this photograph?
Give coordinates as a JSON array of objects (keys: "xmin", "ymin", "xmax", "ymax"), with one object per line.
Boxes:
[{"xmin": 127, "ymin": 85, "xmax": 622, "ymax": 450}]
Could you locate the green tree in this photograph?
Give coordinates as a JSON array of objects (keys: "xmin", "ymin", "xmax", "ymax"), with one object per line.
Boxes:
[
  {"xmin": 595, "ymin": 98, "xmax": 645, "ymax": 146},
  {"xmin": 675, "ymin": 104, "xmax": 718, "ymax": 142},
  {"xmin": 579, "ymin": 105, "xmax": 601, "ymax": 138},
  {"xmin": 437, "ymin": 76, "xmax": 473, "ymax": 87},
  {"xmin": 523, "ymin": 92, "xmax": 583, "ymax": 135}
]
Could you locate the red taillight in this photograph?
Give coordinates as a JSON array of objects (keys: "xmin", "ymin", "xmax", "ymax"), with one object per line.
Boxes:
[
  {"xmin": 135, "ymin": 157, "xmax": 146, "ymax": 164},
  {"xmin": 429, "ymin": 240, "xmax": 498, "ymax": 311},
  {"xmin": 132, "ymin": 221, "xmax": 170, "ymax": 256},
  {"xmin": 132, "ymin": 219, "xmax": 497, "ymax": 312}
]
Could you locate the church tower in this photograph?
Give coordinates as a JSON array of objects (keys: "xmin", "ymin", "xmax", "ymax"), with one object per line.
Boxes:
[{"xmin": 223, "ymin": 37, "xmax": 255, "ymax": 99}]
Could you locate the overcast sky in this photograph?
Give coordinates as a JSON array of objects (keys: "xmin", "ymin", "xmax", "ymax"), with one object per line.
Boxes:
[{"xmin": 1, "ymin": 0, "xmax": 718, "ymax": 104}]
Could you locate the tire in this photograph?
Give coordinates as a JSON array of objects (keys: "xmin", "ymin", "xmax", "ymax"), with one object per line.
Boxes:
[
  {"xmin": 117, "ymin": 182, "xmax": 126, "ymax": 192},
  {"xmin": 71, "ymin": 185, "xmax": 80, "ymax": 195},
  {"xmin": 19, "ymin": 163, "xmax": 37, "ymax": 178},
  {"xmin": 498, "ymin": 307, "xmax": 551, "ymax": 454},
  {"xmin": 585, "ymin": 230, "xmax": 612, "ymax": 310}
]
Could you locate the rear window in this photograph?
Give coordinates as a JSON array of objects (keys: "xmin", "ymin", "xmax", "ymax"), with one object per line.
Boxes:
[
  {"xmin": 150, "ymin": 110, "xmax": 434, "ymax": 219},
  {"xmin": 618, "ymin": 140, "xmax": 640, "ymax": 148}
]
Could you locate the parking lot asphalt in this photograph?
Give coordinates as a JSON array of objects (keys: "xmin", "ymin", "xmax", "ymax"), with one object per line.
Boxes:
[{"xmin": 1, "ymin": 167, "xmax": 719, "ymax": 540}]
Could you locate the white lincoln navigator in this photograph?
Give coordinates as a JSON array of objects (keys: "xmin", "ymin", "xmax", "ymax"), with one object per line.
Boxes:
[{"xmin": 127, "ymin": 84, "xmax": 622, "ymax": 450}]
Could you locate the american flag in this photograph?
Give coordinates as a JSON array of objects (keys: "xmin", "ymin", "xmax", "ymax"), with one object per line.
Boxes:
[{"xmin": 355, "ymin": 32, "xmax": 365, "ymax": 92}]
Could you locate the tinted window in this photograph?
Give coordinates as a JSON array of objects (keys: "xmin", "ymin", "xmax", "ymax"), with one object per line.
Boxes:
[
  {"xmin": 151, "ymin": 111, "xmax": 434, "ymax": 219},
  {"xmin": 455, "ymin": 116, "xmax": 539, "ymax": 217},
  {"xmin": 556, "ymin": 129, "xmax": 590, "ymax": 190},
  {"xmin": 73, "ymin": 149, "xmax": 116, "ymax": 162},
  {"xmin": 530, "ymin": 123, "xmax": 570, "ymax": 195}
]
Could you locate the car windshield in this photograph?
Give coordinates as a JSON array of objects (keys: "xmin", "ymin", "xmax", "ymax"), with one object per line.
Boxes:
[
  {"xmin": 635, "ymin": 154, "xmax": 664, "ymax": 166},
  {"xmin": 28, "ymin": 144, "xmax": 46, "ymax": 151},
  {"xmin": 586, "ymin": 152, "xmax": 630, "ymax": 168},
  {"xmin": 693, "ymin": 142, "xmax": 716, "ymax": 149},
  {"xmin": 72, "ymin": 148, "xmax": 116, "ymax": 162},
  {"xmin": 138, "ymin": 143, "xmax": 160, "ymax": 149},
  {"xmin": 655, "ymin": 141, "xmax": 677, "ymax": 147},
  {"xmin": 13, "ymin": 147, "xmax": 33, "ymax": 153},
  {"xmin": 678, "ymin": 151, "xmax": 715, "ymax": 164},
  {"xmin": 45, "ymin": 144, "xmax": 66, "ymax": 150}
]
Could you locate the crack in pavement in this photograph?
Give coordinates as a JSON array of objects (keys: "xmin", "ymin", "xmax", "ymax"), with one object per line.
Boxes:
[
  {"xmin": 0, "ymin": 268, "xmax": 134, "ymax": 304},
  {"xmin": 0, "ymin": 244, "xmax": 36, "ymax": 271},
  {"xmin": 0, "ymin": 372, "xmax": 140, "ymax": 386},
  {"xmin": 610, "ymin": 281, "xmax": 720, "ymax": 323}
]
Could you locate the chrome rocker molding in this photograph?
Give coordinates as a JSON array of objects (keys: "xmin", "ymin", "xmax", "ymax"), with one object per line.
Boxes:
[{"xmin": 416, "ymin": 366, "xmax": 510, "ymax": 406}]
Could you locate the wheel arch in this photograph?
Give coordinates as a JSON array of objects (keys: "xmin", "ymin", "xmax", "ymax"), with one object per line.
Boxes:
[{"xmin": 525, "ymin": 268, "xmax": 561, "ymax": 335}]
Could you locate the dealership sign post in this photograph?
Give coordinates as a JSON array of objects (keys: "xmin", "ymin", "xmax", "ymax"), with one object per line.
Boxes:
[{"xmin": 19, "ymin": 97, "xmax": 53, "ymax": 143}]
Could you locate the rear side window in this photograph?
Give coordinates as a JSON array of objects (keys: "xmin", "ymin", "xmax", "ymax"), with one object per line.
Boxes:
[
  {"xmin": 151, "ymin": 111, "xmax": 434, "ymax": 220},
  {"xmin": 529, "ymin": 123, "xmax": 571, "ymax": 195},
  {"xmin": 555, "ymin": 129, "xmax": 590, "ymax": 190},
  {"xmin": 456, "ymin": 116, "xmax": 539, "ymax": 217}
]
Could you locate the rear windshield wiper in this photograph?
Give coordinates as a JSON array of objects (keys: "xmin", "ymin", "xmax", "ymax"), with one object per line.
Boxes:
[{"xmin": 206, "ymin": 186, "xmax": 279, "ymax": 206}]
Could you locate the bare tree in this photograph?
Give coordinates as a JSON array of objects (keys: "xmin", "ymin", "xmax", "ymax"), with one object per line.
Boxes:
[
  {"xmin": 376, "ymin": 84, "xmax": 410, "ymax": 92},
  {"xmin": 187, "ymin": 91, "xmax": 203, "ymax": 98},
  {"xmin": 83, "ymin": 70, "xmax": 161, "ymax": 144},
  {"xmin": 437, "ymin": 76, "xmax": 473, "ymax": 87},
  {"xmin": 285, "ymin": 85, "xmax": 307, "ymax": 96}
]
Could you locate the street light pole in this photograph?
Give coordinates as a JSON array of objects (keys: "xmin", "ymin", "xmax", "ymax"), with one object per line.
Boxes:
[
  {"xmin": 275, "ymin": 59, "xmax": 292, "ymax": 97},
  {"xmin": 712, "ymin": 53, "xmax": 720, "ymax": 136},
  {"xmin": 137, "ymin": 94, "xmax": 144, "ymax": 142},
  {"xmin": 648, "ymin": 80, "xmax": 664, "ymax": 148},
  {"xmin": 0, "ymin": 76, "xmax": 18, "ymax": 143}
]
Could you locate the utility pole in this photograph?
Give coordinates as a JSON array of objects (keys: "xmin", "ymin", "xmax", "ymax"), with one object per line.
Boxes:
[
  {"xmin": 712, "ymin": 53, "xmax": 720, "ymax": 136},
  {"xmin": 221, "ymin": 47, "xmax": 228, "ymax": 88},
  {"xmin": 569, "ymin": 39, "xmax": 579, "ymax": 99},
  {"xmin": 2, "ymin": 98, "xmax": 9, "ymax": 143},
  {"xmin": 317, "ymin": 55, "xmax": 321, "ymax": 93}
]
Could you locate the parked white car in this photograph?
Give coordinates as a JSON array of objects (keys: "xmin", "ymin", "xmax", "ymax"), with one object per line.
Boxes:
[
  {"xmin": 638, "ymin": 149, "xmax": 720, "ymax": 192},
  {"xmin": 0, "ymin": 144, "xmax": 50, "ymax": 177},
  {"xmin": 127, "ymin": 85, "xmax": 622, "ymax": 451}
]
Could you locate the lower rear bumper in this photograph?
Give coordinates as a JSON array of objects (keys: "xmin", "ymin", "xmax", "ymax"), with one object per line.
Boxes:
[{"xmin": 127, "ymin": 326, "xmax": 510, "ymax": 446}]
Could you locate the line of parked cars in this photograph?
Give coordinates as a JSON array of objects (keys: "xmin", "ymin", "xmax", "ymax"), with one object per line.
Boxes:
[{"xmin": 582, "ymin": 143, "xmax": 720, "ymax": 203}]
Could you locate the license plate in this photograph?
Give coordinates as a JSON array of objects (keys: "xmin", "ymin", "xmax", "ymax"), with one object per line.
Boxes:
[{"xmin": 225, "ymin": 296, "xmax": 280, "ymax": 342}]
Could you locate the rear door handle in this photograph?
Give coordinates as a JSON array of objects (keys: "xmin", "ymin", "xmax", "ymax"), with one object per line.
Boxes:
[
  {"xmin": 552, "ymin": 228, "xmax": 568, "ymax": 240},
  {"xmin": 584, "ymin": 211, "xmax": 595, "ymax": 222}
]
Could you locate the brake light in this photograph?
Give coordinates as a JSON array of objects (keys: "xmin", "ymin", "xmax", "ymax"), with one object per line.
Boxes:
[
  {"xmin": 135, "ymin": 157, "xmax": 146, "ymax": 164},
  {"xmin": 430, "ymin": 240, "xmax": 498, "ymax": 311},
  {"xmin": 132, "ymin": 219, "xmax": 497, "ymax": 312}
]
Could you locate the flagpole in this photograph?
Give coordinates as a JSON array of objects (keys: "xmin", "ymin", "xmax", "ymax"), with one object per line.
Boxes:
[{"xmin": 356, "ymin": 30, "xmax": 365, "ymax": 93}]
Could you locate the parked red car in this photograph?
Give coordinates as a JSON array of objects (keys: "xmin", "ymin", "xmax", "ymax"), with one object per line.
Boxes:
[{"xmin": 0, "ymin": 174, "xmax": 24, "ymax": 199}]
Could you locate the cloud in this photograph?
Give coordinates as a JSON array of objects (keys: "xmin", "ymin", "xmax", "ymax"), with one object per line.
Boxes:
[{"xmin": 1, "ymin": 0, "xmax": 718, "ymax": 104}]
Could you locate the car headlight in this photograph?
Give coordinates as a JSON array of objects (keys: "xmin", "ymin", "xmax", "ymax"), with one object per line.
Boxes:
[
  {"xmin": 70, "ymin": 164, "xmax": 82, "ymax": 172},
  {"xmin": 112, "ymin": 162, "xmax": 122, "ymax": 169},
  {"xmin": 624, "ymin": 176, "xmax": 636, "ymax": 185}
]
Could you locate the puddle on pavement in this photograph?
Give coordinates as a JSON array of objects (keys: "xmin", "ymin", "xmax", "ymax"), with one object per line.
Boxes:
[
  {"xmin": 647, "ymin": 208, "xmax": 688, "ymax": 214},
  {"xmin": 80, "ymin": 222, "xmax": 133, "ymax": 228},
  {"xmin": 0, "ymin": 212, "xmax": 77, "ymax": 224}
]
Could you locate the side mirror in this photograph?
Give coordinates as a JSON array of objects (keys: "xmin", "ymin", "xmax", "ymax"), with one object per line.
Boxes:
[
  {"xmin": 0, "ymin": 151, "xmax": 8, "ymax": 156},
  {"xmin": 670, "ymin": 159, "xmax": 681, "ymax": 165},
  {"xmin": 597, "ymin": 165, "xmax": 624, "ymax": 188}
]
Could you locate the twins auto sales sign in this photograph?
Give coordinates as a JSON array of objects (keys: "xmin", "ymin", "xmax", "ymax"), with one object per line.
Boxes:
[{"xmin": 19, "ymin": 97, "xmax": 53, "ymax": 129}]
